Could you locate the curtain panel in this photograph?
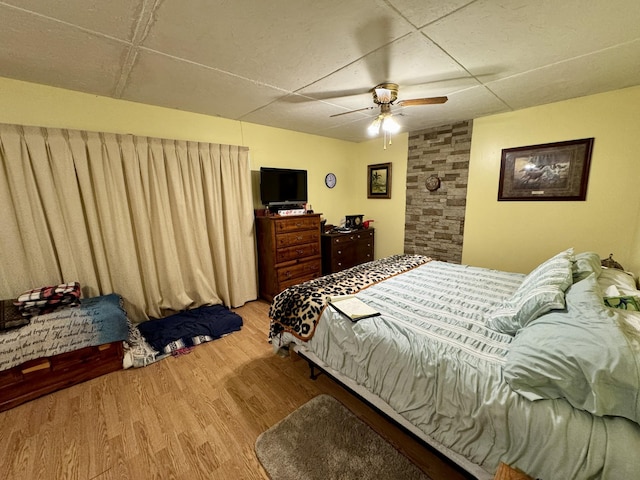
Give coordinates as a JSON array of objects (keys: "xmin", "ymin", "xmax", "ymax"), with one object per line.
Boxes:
[{"xmin": 0, "ymin": 123, "xmax": 257, "ymax": 320}]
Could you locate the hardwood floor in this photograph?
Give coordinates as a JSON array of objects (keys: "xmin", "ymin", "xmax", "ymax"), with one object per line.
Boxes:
[{"xmin": 0, "ymin": 300, "xmax": 474, "ymax": 480}]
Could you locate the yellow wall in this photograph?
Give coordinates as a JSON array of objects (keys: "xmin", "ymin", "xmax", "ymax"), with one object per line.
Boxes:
[
  {"xmin": 353, "ymin": 135, "xmax": 409, "ymax": 259},
  {"xmin": 0, "ymin": 76, "xmax": 410, "ymax": 261},
  {"xmin": 8, "ymin": 76, "xmax": 636, "ymax": 275},
  {"xmin": 463, "ymin": 85, "xmax": 640, "ymax": 274}
]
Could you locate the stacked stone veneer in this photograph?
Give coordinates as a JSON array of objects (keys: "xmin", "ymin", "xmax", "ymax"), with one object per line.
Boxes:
[{"xmin": 404, "ymin": 120, "xmax": 473, "ymax": 263}]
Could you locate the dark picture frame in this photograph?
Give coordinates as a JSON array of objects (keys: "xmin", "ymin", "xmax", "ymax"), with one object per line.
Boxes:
[
  {"xmin": 498, "ymin": 138, "xmax": 594, "ymax": 201},
  {"xmin": 367, "ymin": 162, "xmax": 392, "ymax": 199}
]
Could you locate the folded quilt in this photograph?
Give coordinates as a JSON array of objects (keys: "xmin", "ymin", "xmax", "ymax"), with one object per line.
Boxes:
[{"xmin": 14, "ymin": 282, "xmax": 81, "ymax": 317}]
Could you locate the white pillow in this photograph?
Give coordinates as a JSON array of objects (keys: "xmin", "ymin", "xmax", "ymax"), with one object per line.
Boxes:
[{"xmin": 486, "ymin": 248, "xmax": 574, "ymax": 335}]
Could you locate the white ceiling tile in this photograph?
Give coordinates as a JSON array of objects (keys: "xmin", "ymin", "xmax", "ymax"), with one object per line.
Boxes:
[
  {"xmin": 297, "ymin": 33, "xmax": 476, "ymax": 119},
  {"xmin": 424, "ymin": 0, "xmax": 640, "ymax": 79},
  {"xmin": 122, "ymin": 50, "xmax": 285, "ymax": 119},
  {"xmin": 387, "ymin": 0, "xmax": 476, "ymax": 28},
  {"xmin": 140, "ymin": 0, "xmax": 412, "ymax": 91},
  {"xmin": 396, "ymin": 86, "xmax": 509, "ymax": 131},
  {"xmin": 1, "ymin": 0, "xmax": 142, "ymax": 40},
  {"xmin": 0, "ymin": 4, "xmax": 128, "ymax": 96},
  {"xmin": 488, "ymin": 40, "xmax": 640, "ymax": 110},
  {"xmin": 241, "ymin": 92, "xmax": 372, "ymax": 140}
]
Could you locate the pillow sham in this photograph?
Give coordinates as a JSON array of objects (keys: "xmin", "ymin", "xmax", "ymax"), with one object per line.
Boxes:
[
  {"xmin": 604, "ymin": 295, "xmax": 640, "ymax": 310},
  {"xmin": 598, "ymin": 267, "xmax": 638, "ymax": 295},
  {"xmin": 571, "ymin": 251, "xmax": 602, "ymax": 283},
  {"xmin": 486, "ymin": 248, "xmax": 573, "ymax": 335},
  {"xmin": 504, "ymin": 273, "xmax": 640, "ymax": 424}
]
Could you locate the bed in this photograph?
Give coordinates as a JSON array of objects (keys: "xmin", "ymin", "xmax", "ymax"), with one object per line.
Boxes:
[
  {"xmin": 0, "ymin": 293, "xmax": 129, "ymax": 411},
  {"xmin": 269, "ymin": 250, "xmax": 640, "ymax": 480}
]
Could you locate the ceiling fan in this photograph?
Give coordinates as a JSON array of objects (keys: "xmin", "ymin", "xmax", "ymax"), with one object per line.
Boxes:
[{"xmin": 329, "ymin": 83, "xmax": 448, "ymax": 137}]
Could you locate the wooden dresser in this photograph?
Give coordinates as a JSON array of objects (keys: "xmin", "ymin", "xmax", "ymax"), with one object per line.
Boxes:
[
  {"xmin": 255, "ymin": 213, "xmax": 322, "ymax": 302},
  {"xmin": 321, "ymin": 228, "xmax": 375, "ymax": 275}
]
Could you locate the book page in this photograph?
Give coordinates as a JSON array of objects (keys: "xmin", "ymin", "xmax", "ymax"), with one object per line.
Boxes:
[{"xmin": 328, "ymin": 295, "xmax": 379, "ymax": 320}]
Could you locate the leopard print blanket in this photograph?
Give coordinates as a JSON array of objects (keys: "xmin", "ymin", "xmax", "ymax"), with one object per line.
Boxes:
[{"xmin": 269, "ymin": 254, "xmax": 431, "ymax": 341}]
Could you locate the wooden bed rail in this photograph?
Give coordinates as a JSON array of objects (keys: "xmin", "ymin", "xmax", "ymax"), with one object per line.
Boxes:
[{"xmin": 494, "ymin": 462, "xmax": 534, "ymax": 480}]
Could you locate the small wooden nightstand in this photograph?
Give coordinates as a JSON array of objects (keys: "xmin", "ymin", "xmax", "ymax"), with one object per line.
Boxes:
[{"xmin": 321, "ymin": 228, "xmax": 374, "ymax": 275}]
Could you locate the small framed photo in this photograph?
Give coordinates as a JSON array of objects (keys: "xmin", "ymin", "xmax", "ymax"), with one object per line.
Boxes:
[
  {"xmin": 367, "ymin": 162, "xmax": 392, "ymax": 199},
  {"xmin": 498, "ymin": 138, "xmax": 594, "ymax": 201}
]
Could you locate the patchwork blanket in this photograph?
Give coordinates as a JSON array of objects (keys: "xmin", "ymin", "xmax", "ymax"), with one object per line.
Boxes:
[
  {"xmin": 269, "ymin": 254, "xmax": 431, "ymax": 341},
  {"xmin": 14, "ymin": 282, "xmax": 82, "ymax": 317}
]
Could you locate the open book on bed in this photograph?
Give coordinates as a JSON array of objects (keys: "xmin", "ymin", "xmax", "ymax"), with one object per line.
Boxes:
[{"xmin": 327, "ymin": 295, "xmax": 380, "ymax": 322}]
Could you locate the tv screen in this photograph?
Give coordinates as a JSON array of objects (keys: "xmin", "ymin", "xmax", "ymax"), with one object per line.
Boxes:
[{"xmin": 260, "ymin": 167, "xmax": 308, "ymax": 206}]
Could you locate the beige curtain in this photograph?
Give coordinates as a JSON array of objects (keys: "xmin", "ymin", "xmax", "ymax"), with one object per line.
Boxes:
[{"xmin": 0, "ymin": 123, "xmax": 257, "ymax": 320}]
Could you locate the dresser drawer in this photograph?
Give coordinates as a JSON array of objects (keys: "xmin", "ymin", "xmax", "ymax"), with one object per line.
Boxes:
[
  {"xmin": 354, "ymin": 230, "xmax": 374, "ymax": 241},
  {"xmin": 274, "ymin": 216, "xmax": 319, "ymax": 233},
  {"xmin": 276, "ymin": 229, "xmax": 319, "ymax": 249},
  {"xmin": 330, "ymin": 234, "xmax": 356, "ymax": 245},
  {"xmin": 321, "ymin": 228, "xmax": 375, "ymax": 275},
  {"xmin": 277, "ymin": 259, "xmax": 321, "ymax": 284},
  {"xmin": 276, "ymin": 242, "xmax": 320, "ymax": 263}
]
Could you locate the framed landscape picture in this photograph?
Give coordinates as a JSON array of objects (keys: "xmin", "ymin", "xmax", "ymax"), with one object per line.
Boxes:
[
  {"xmin": 367, "ymin": 162, "xmax": 392, "ymax": 199},
  {"xmin": 498, "ymin": 138, "xmax": 594, "ymax": 201}
]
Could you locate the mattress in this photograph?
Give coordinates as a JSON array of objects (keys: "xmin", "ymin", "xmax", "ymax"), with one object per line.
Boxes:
[{"xmin": 279, "ymin": 261, "xmax": 640, "ymax": 479}]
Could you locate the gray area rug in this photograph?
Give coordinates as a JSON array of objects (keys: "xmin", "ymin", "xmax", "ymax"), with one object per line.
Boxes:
[{"xmin": 255, "ymin": 394, "xmax": 432, "ymax": 480}]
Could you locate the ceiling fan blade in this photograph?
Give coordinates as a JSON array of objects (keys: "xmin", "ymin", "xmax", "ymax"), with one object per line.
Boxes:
[
  {"xmin": 329, "ymin": 106, "xmax": 376, "ymax": 118},
  {"xmin": 397, "ymin": 96, "xmax": 448, "ymax": 107}
]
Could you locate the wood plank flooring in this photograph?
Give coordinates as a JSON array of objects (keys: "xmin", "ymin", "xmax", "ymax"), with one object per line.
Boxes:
[{"xmin": 0, "ymin": 300, "xmax": 474, "ymax": 480}]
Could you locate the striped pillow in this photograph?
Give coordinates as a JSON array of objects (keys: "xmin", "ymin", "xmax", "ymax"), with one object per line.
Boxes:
[{"xmin": 487, "ymin": 249, "xmax": 574, "ymax": 335}]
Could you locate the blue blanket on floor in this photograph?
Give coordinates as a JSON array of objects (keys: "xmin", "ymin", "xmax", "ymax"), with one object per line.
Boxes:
[{"xmin": 137, "ymin": 304, "xmax": 243, "ymax": 353}]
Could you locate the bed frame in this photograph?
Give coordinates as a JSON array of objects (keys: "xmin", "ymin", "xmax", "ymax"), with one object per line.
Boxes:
[
  {"xmin": 293, "ymin": 345, "xmax": 532, "ymax": 480},
  {"xmin": 0, "ymin": 341, "xmax": 123, "ymax": 412}
]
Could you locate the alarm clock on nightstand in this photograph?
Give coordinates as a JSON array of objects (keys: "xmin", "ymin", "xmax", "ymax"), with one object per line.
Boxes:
[{"xmin": 345, "ymin": 214, "xmax": 364, "ymax": 229}]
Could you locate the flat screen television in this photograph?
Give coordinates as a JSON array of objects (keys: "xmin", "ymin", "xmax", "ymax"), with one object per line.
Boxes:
[{"xmin": 260, "ymin": 167, "xmax": 308, "ymax": 206}]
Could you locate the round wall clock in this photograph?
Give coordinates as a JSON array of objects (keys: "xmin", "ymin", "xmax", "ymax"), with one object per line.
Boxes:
[
  {"xmin": 425, "ymin": 175, "xmax": 441, "ymax": 191},
  {"xmin": 325, "ymin": 172, "xmax": 337, "ymax": 188}
]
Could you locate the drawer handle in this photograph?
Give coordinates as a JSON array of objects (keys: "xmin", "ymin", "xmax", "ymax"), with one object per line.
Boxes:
[
  {"xmin": 285, "ymin": 271, "xmax": 291, "ymax": 278},
  {"xmin": 297, "ymin": 249, "xmax": 304, "ymax": 255},
  {"xmin": 337, "ymin": 250, "xmax": 341, "ymax": 254},
  {"xmin": 296, "ymin": 235, "xmax": 303, "ymax": 241}
]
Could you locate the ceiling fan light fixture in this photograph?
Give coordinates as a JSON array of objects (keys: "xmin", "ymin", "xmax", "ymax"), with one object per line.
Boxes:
[
  {"xmin": 374, "ymin": 88, "xmax": 392, "ymax": 104},
  {"xmin": 381, "ymin": 114, "xmax": 400, "ymax": 134},
  {"xmin": 367, "ymin": 116, "xmax": 382, "ymax": 136}
]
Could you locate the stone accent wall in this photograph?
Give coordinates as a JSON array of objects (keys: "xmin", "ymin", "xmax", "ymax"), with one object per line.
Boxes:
[{"xmin": 404, "ymin": 120, "xmax": 473, "ymax": 263}]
